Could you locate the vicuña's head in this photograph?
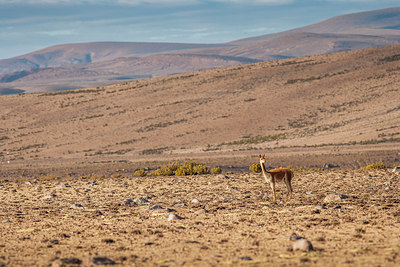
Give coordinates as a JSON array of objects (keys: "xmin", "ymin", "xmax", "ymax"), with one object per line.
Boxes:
[{"xmin": 259, "ymin": 154, "xmax": 266, "ymax": 164}]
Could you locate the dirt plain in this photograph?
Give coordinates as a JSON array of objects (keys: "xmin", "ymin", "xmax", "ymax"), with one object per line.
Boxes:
[
  {"xmin": 0, "ymin": 166, "xmax": 400, "ymax": 266},
  {"xmin": 1, "ymin": 44, "xmax": 400, "ymax": 266}
]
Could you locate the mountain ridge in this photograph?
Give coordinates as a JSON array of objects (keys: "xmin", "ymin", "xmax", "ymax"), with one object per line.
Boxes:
[{"xmin": 2, "ymin": 6, "xmax": 400, "ymax": 94}]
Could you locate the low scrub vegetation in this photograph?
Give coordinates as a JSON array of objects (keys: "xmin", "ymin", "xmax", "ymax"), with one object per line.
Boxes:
[
  {"xmin": 249, "ymin": 163, "xmax": 261, "ymax": 173},
  {"xmin": 211, "ymin": 167, "xmax": 222, "ymax": 174},
  {"xmin": 151, "ymin": 161, "xmax": 210, "ymax": 176},
  {"xmin": 360, "ymin": 162, "xmax": 387, "ymax": 170},
  {"xmin": 223, "ymin": 134, "xmax": 286, "ymax": 146},
  {"xmin": 134, "ymin": 169, "xmax": 148, "ymax": 177}
]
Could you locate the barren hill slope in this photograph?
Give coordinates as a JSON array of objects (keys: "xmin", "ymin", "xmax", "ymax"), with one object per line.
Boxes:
[{"xmin": 0, "ymin": 45, "xmax": 399, "ymax": 169}]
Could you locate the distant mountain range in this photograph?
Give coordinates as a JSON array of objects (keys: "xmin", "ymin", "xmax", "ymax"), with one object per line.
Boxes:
[{"xmin": 1, "ymin": 6, "xmax": 400, "ymax": 94}]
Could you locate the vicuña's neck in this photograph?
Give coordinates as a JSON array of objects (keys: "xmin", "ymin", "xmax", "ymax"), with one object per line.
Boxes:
[{"xmin": 260, "ymin": 161, "xmax": 267, "ymax": 174}]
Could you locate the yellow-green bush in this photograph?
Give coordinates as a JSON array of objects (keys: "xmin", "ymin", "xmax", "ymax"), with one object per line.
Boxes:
[
  {"xmin": 211, "ymin": 167, "xmax": 222, "ymax": 174},
  {"xmin": 249, "ymin": 163, "xmax": 261, "ymax": 173},
  {"xmin": 111, "ymin": 173, "xmax": 122, "ymax": 179},
  {"xmin": 151, "ymin": 162, "xmax": 179, "ymax": 176},
  {"xmin": 134, "ymin": 169, "xmax": 147, "ymax": 177},
  {"xmin": 175, "ymin": 162, "xmax": 209, "ymax": 176},
  {"xmin": 360, "ymin": 162, "xmax": 387, "ymax": 170},
  {"xmin": 151, "ymin": 161, "xmax": 209, "ymax": 176}
]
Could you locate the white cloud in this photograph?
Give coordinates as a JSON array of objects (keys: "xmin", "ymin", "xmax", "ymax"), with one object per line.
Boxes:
[{"xmin": 37, "ymin": 29, "xmax": 76, "ymax": 36}]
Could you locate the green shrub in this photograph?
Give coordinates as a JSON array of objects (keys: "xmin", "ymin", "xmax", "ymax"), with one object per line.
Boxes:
[
  {"xmin": 211, "ymin": 167, "xmax": 222, "ymax": 174},
  {"xmin": 134, "ymin": 169, "xmax": 147, "ymax": 177},
  {"xmin": 111, "ymin": 173, "xmax": 122, "ymax": 179},
  {"xmin": 360, "ymin": 162, "xmax": 387, "ymax": 170},
  {"xmin": 249, "ymin": 163, "xmax": 261, "ymax": 173},
  {"xmin": 151, "ymin": 161, "xmax": 210, "ymax": 176},
  {"xmin": 175, "ymin": 162, "xmax": 209, "ymax": 176},
  {"xmin": 151, "ymin": 162, "xmax": 179, "ymax": 176}
]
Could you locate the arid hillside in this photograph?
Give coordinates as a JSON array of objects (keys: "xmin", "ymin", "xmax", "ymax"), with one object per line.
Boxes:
[{"xmin": 1, "ymin": 45, "xmax": 400, "ymax": 169}]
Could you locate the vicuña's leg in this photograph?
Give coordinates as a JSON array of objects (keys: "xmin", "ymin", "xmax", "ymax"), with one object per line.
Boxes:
[
  {"xmin": 285, "ymin": 173, "xmax": 293, "ymax": 201},
  {"xmin": 270, "ymin": 181, "xmax": 276, "ymax": 202},
  {"xmin": 285, "ymin": 179, "xmax": 292, "ymax": 201}
]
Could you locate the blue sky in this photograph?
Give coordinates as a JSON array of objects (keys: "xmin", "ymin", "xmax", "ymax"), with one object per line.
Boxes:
[{"xmin": 1, "ymin": 0, "xmax": 399, "ymax": 59}]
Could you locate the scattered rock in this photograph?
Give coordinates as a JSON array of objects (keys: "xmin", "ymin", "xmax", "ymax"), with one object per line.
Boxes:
[
  {"xmin": 123, "ymin": 199, "xmax": 134, "ymax": 205},
  {"xmin": 134, "ymin": 196, "xmax": 150, "ymax": 204},
  {"xmin": 70, "ymin": 203, "xmax": 84, "ymax": 209},
  {"xmin": 191, "ymin": 198, "xmax": 200, "ymax": 204},
  {"xmin": 324, "ymin": 193, "xmax": 349, "ymax": 202},
  {"xmin": 185, "ymin": 240, "xmax": 200, "ymax": 244},
  {"xmin": 92, "ymin": 257, "xmax": 116, "ymax": 265},
  {"xmin": 147, "ymin": 204, "xmax": 164, "ymax": 210},
  {"xmin": 286, "ymin": 234, "xmax": 304, "ymax": 241},
  {"xmin": 315, "ymin": 205, "xmax": 327, "ymax": 210},
  {"xmin": 392, "ymin": 166, "xmax": 400, "ymax": 173},
  {"xmin": 194, "ymin": 209, "xmax": 209, "ymax": 214},
  {"xmin": 215, "ymin": 174, "xmax": 229, "ymax": 179},
  {"xmin": 60, "ymin": 258, "xmax": 82, "ymax": 265},
  {"xmin": 24, "ymin": 181, "xmax": 32, "ymax": 185},
  {"xmin": 236, "ymin": 256, "xmax": 252, "ymax": 261},
  {"xmin": 42, "ymin": 194, "xmax": 57, "ymax": 199},
  {"xmin": 102, "ymin": 238, "xmax": 115, "ymax": 244},
  {"xmin": 293, "ymin": 239, "xmax": 314, "ymax": 252},
  {"xmin": 168, "ymin": 214, "xmax": 184, "ymax": 221}
]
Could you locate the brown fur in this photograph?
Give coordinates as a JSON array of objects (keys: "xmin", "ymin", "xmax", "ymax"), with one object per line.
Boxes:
[{"xmin": 259, "ymin": 155, "xmax": 294, "ymax": 201}]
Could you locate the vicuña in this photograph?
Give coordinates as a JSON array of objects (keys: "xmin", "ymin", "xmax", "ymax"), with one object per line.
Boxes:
[{"xmin": 259, "ymin": 155, "xmax": 294, "ymax": 202}]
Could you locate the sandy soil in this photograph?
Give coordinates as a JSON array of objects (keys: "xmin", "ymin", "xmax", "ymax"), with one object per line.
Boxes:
[{"xmin": 1, "ymin": 168, "xmax": 399, "ymax": 266}]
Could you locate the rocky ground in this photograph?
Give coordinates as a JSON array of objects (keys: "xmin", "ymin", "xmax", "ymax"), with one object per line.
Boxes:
[{"xmin": 0, "ymin": 168, "xmax": 399, "ymax": 266}]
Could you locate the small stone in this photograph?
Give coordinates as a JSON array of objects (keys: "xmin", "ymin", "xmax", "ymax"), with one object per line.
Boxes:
[
  {"xmin": 168, "ymin": 214, "xmax": 184, "ymax": 221},
  {"xmin": 185, "ymin": 240, "xmax": 200, "ymax": 244},
  {"xmin": 392, "ymin": 166, "xmax": 400, "ymax": 173},
  {"xmin": 315, "ymin": 205, "xmax": 327, "ymax": 210},
  {"xmin": 60, "ymin": 258, "xmax": 82, "ymax": 265},
  {"xmin": 70, "ymin": 203, "xmax": 83, "ymax": 209},
  {"xmin": 24, "ymin": 181, "xmax": 32, "ymax": 185},
  {"xmin": 134, "ymin": 196, "xmax": 150, "ymax": 204},
  {"xmin": 323, "ymin": 193, "xmax": 349, "ymax": 202},
  {"xmin": 236, "ymin": 256, "xmax": 252, "ymax": 261},
  {"xmin": 124, "ymin": 199, "xmax": 134, "ymax": 205},
  {"xmin": 286, "ymin": 234, "xmax": 304, "ymax": 241},
  {"xmin": 191, "ymin": 198, "xmax": 200, "ymax": 204},
  {"xmin": 194, "ymin": 209, "xmax": 209, "ymax": 214},
  {"xmin": 215, "ymin": 174, "xmax": 229, "ymax": 179},
  {"xmin": 42, "ymin": 194, "xmax": 57, "ymax": 199},
  {"xmin": 147, "ymin": 204, "xmax": 164, "ymax": 210},
  {"xmin": 92, "ymin": 257, "xmax": 116, "ymax": 265},
  {"xmin": 293, "ymin": 239, "xmax": 314, "ymax": 252}
]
